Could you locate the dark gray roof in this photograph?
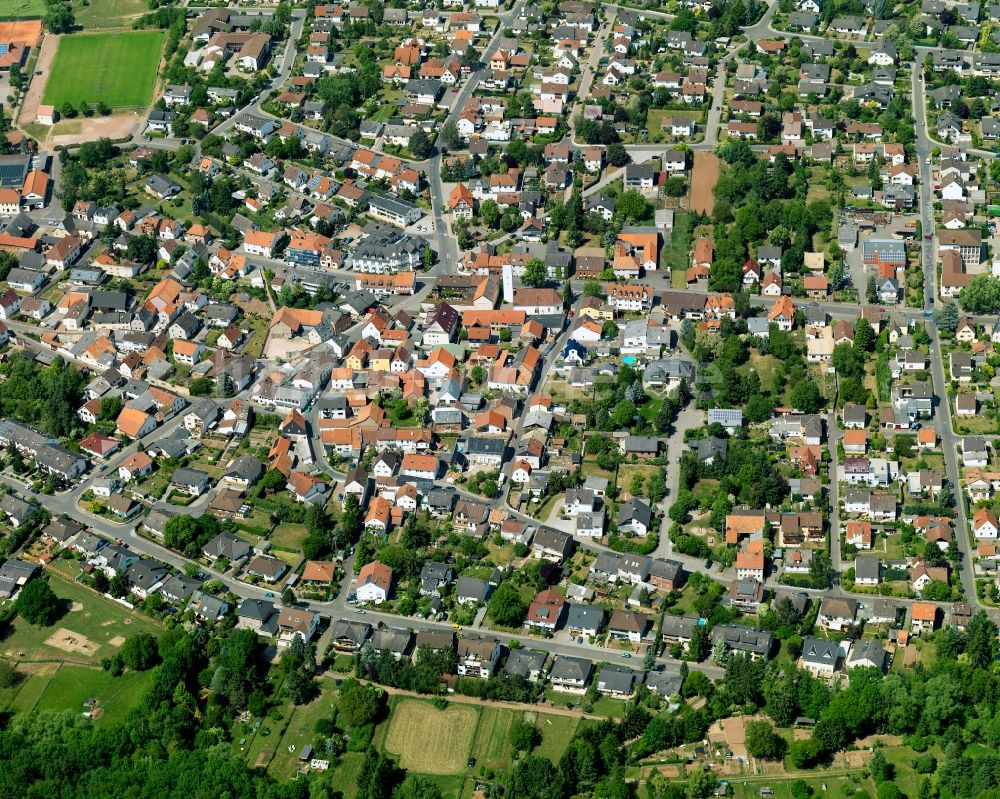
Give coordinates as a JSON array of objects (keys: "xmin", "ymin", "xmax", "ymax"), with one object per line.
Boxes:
[
  {"xmin": 711, "ymin": 624, "xmax": 774, "ymax": 657},
  {"xmin": 464, "ymin": 436, "xmax": 506, "ymax": 456},
  {"xmin": 172, "ymin": 467, "xmax": 209, "ymax": 488},
  {"xmin": 0, "ymin": 558, "xmax": 36, "ymax": 583},
  {"xmin": 801, "ymin": 636, "xmax": 840, "ymax": 665},
  {"xmin": 237, "ymin": 597, "xmax": 276, "ymax": 622},
  {"xmin": 662, "ymin": 615, "xmax": 699, "ymax": 639},
  {"xmin": 371, "ymin": 626, "xmax": 413, "ymax": 655},
  {"xmin": 125, "ymin": 559, "xmax": 168, "ymax": 590},
  {"xmin": 597, "ymin": 665, "xmax": 637, "ymax": 693},
  {"xmin": 550, "ymin": 655, "xmax": 593, "ymax": 682},
  {"xmin": 456, "ymin": 575, "xmax": 490, "ymax": 601},
  {"xmin": 504, "ymin": 648, "xmax": 547, "ymax": 679},
  {"xmin": 566, "ymin": 603, "xmax": 606, "ymax": 631},
  {"xmin": 533, "ymin": 527, "xmax": 573, "ymax": 555},
  {"xmin": 644, "ymin": 670, "xmax": 683, "ymax": 697},
  {"xmin": 419, "ymin": 561, "xmax": 453, "ymax": 584},
  {"xmin": 143, "ymin": 506, "xmax": 178, "ymax": 535},
  {"xmin": 332, "ymin": 619, "xmax": 373, "ymax": 646},
  {"xmin": 225, "ymin": 454, "xmax": 263, "ymax": 482},
  {"xmin": 854, "ymin": 556, "xmax": 881, "ymax": 581},
  {"xmin": 158, "ymin": 573, "xmax": 202, "ymax": 602},
  {"xmin": 650, "ymin": 558, "xmax": 684, "ymax": 583},
  {"xmin": 619, "ymin": 498, "xmax": 652, "ymax": 527},
  {"xmin": 847, "ymin": 638, "xmax": 886, "ymax": 669},
  {"xmin": 694, "ymin": 436, "xmax": 727, "ymax": 461},
  {"xmin": 203, "ymin": 532, "xmax": 252, "ymax": 561}
]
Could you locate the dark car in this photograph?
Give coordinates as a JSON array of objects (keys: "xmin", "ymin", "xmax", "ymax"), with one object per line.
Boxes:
[{"xmin": 467, "ymin": 758, "xmax": 477, "ymax": 768}]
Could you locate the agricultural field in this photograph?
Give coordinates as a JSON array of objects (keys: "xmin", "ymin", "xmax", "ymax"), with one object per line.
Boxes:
[
  {"xmin": 469, "ymin": 706, "xmax": 514, "ymax": 769},
  {"xmin": 72, "ymin": 0, "xmax": 148, "ymax": 29},
  {"xmin": 43, "ymin": 30, "xmax": 164, "ymax": 109},
  {"xmin": 0, "ymin": 0, "xmax": 44, "ymax": 18},
  {"xmin": 690, "ymin": 151, "xmax": 720, "ymax": 215},
  {"xmin": 383, "ymin": 699, "xmax": 478, "ymax": 775},
  {"xmin": 0, "ymin": 573, "xmax": 161, "ymax": 665}
]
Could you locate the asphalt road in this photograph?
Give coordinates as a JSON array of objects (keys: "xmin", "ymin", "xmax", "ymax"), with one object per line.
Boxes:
[
  {"xmin": 426, "ymin": 0, "xmax": 526, "ymax": 273},
  {"xmin": 15, "ymin": 0, "xmax": 999, "ymax": 685}
]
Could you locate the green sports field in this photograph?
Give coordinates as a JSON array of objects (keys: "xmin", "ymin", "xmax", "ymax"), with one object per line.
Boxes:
[{"xmin": 43, "ymin": 30, "xmax": 164, "ymax": 109}]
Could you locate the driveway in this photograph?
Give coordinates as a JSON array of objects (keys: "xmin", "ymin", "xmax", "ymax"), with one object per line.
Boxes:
[{"xmin": 654, "ymin": 403, "xmax": 704, "ymax": 560}]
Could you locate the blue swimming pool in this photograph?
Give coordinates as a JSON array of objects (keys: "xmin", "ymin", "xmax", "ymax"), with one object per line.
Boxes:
[{"xmin": 623, "ymin": 356, "xmax": 636, "ymax": 365}]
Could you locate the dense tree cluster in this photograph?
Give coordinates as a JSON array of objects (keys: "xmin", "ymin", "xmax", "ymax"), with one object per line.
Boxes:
[
  {"xmin": 710, "ymin": 149, "xmax": 831, "ymax": 292},
  {"xmin": 44, "ymin": 0, "xmax": 75, "ymax": 33},
  {"xmin": 960, "ymin": 275, "xmax": 1000, "ymax": 314},
  {"xmin": 357, "ymin": 642, "xmax": 457, "ymax": 695},
  {"xmin": 163, "ymin": 513, "xmax": 228, "ymax": 558},
  {"xmin": 314, "ymin": 57, "xmax": 381, "ymax": 140},
  {"xmin": 0, "ymin": 354, "xmax": 85, "ymax": 438},
  {"xmin": 679, "ymin": 434, "xmax": 788, "ymax": 512}
]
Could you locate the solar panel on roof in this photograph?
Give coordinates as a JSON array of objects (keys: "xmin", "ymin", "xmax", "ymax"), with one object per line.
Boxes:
[{"xmin": 0, "ymin": 45, "xmax": 10, "ymax": 55}]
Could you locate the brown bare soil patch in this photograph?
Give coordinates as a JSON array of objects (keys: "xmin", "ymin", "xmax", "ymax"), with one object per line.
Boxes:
[
  {"xmin": 44, "ymin": 628, "xmax": 97, "ymax": 656},
  {"xmin": 51, "ymin": 113, "xmax": 141, "ymax": 146},
  {"xmin": 690, "ymin": 151, "xmax": 720, "ymax": 215},
  {"xmin": 17, "ymin": 31, "xmax": 56, "ymax": 127}
]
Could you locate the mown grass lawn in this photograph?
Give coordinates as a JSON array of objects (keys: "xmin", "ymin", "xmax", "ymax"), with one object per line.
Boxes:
[
  {"xmin": 267, "ymin": 686, "xmax": 338, "ymax": 780},
  {"xmin": 329, "ymin": 751, "xmax": 366, "ymax": 799},
  {"xmin": 531, "ymin": 712, "xmax": 580, "ymax": 761},
  {"xmin": 32, "ymin": 663, "xmax": 155, "ymax": 726},
  {"xmin": 271, "ymin": 523, "xmax": 309, "ymax": 553},
  {"xmin": 663, "ymin": 211, "xmax": 692, "ymax": 274}
]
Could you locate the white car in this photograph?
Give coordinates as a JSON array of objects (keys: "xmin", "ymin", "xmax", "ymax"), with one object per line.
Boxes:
[{"xmin": 925, "ymin": 157, "xmax": 931, "ymax": 164}]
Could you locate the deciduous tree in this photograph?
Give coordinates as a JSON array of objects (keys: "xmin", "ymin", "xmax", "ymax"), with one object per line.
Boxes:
[
  {"xmin": 14, "ymin": 579, "xmax": 61, "ymax": 626},
  {"xmin": 488, "ymin": 581, "xmax": 528, "ymax": 627},
  {"xmin": 522, "ymin": 258, "xmax": 547, "ymax": 287}
]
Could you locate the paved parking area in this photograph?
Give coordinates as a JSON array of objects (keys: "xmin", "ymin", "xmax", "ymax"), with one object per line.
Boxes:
[{"xmin": 841, "ymin": 211, "xmax": 920, "ymax": 291}]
